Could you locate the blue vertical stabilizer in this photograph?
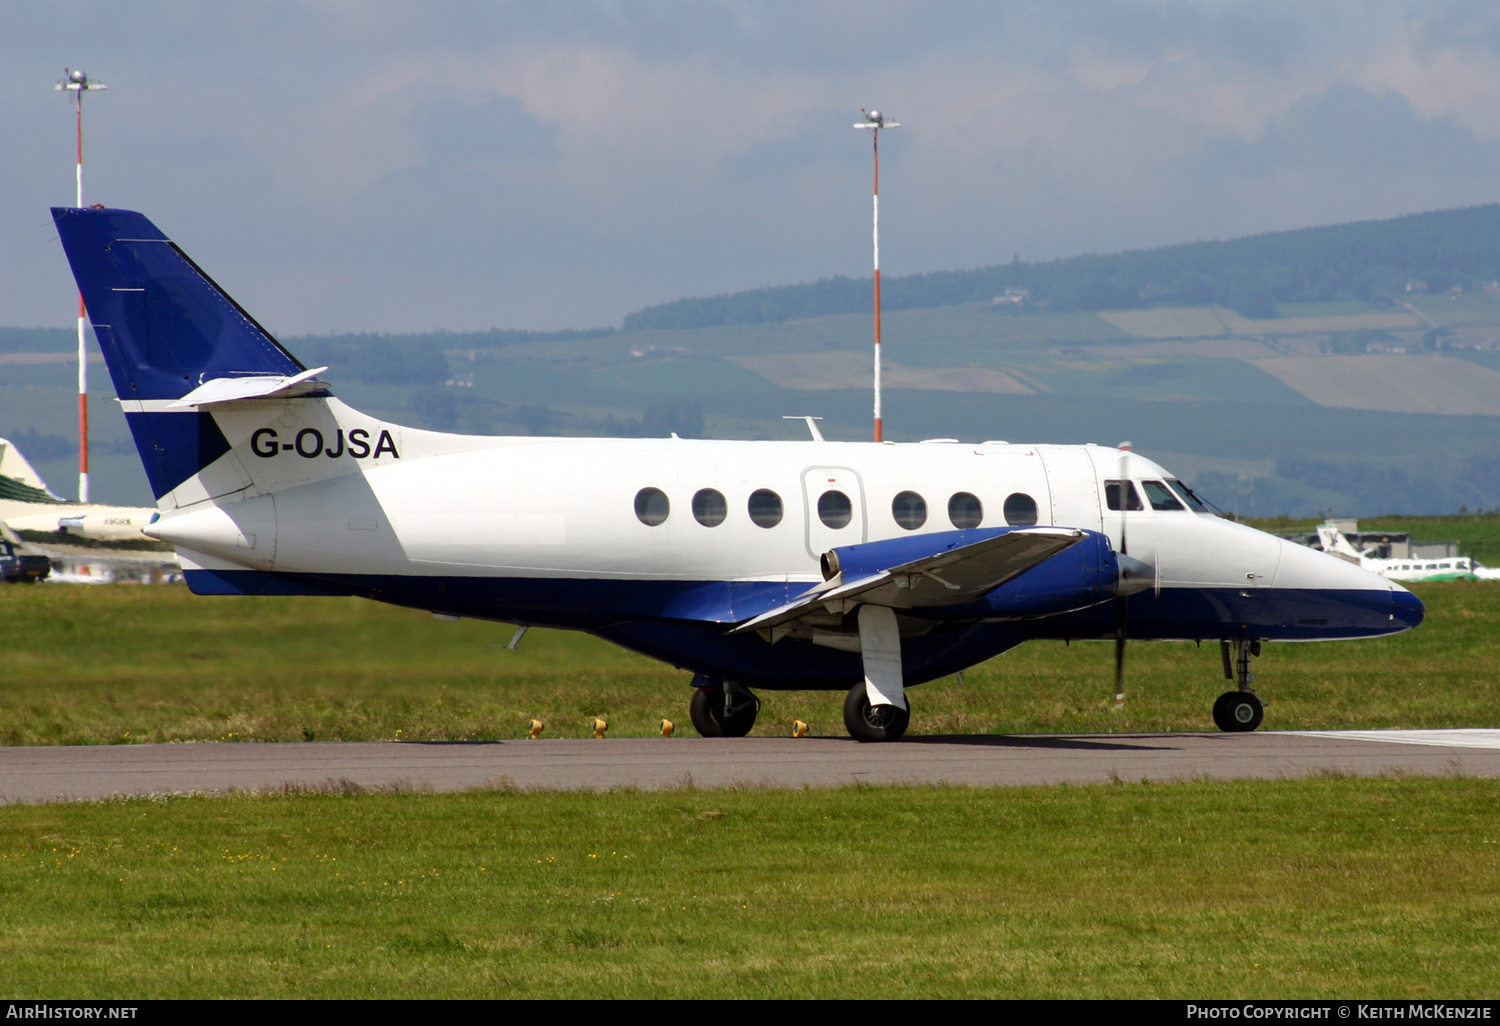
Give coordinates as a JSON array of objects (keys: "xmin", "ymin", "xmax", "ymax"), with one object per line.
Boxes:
[{"xmin": 52, "ymin": 207, "xmax": 309, "ymax": 499}]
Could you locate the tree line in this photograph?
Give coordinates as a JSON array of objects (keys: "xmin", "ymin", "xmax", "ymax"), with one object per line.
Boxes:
[{"xmin": 622, "ymin": 204, "xmax": 1500, "ymax": 330}]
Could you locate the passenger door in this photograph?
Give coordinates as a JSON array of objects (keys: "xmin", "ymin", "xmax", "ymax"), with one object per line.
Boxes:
[{"xmin": 801, "ymin": 466, "xmax": 866, "ymax": 561}]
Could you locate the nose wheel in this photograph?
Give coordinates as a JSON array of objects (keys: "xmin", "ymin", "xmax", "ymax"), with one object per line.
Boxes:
[
  {"xmin": 1213, "ymin": 639, "xmax": 1264, "ymax": 732},
  {"xmin": 1212, "ymin": 689, "xmax": 1264, "ymax": 732}
]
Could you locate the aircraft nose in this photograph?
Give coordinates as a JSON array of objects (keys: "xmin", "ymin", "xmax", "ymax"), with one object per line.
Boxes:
[{"xmin": 1390, "ymin": 586, "xmax": 1425, "ymax": 631}]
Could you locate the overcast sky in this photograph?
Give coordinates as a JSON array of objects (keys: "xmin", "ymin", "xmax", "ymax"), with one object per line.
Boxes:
[{"xmin": 6, "ymin": 1, "xmax": 1500, "ymax": 335}]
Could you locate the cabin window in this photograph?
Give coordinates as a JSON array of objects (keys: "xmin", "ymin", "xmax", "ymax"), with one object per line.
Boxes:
[
  {"xmin": 892, "ymin": 491, "xmax": 927, "ymax": 530},
  {"xmin": 748, "ymin": 489, "xmax": 783, "ymax": 528},
  {"xmin": 1164, "ymin": 478, "xmax": 1210, "ymax": 512},
  {"xmin": 1105, "ymin": 480, "xmax": 1143, "ymax": 511},
  {"xmin": 692, "ymin": 488, "xmax": 727, "ymax": 527},
  {"xmin": 818, "ymin": 490, "xmax": 853, "ymax": 529},
  {"xmin": 1142, "ymin": 480, "xmax": 1185, "ymax": 511},
  {"xmin": 1003, "ymin": 492, "xmax": 1038, "ymax": 526},
  {"xmin": 634, "ymin": 487, "xmax": 670, "ymax": 526},
  {"xmin": 948, "ymin": 492, "xmax": 983, "ymax": 529}
]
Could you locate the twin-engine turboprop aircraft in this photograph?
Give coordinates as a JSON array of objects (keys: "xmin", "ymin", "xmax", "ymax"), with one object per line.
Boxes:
[{"xmin": 52, "ymin": 207, "xmax": 1425, "ymax": 740}]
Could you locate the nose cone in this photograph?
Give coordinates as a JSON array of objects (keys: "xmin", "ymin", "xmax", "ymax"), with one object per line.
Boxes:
[
  {"xmin": 1270, "ymin": 537, "xmax": 1425, "ymax": 638},
  {"xmin": 1391, "ymin": 585, "xmax": 1425, "ymax": 631}
]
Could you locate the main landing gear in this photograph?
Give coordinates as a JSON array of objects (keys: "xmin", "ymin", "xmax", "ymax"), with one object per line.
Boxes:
[
  {"xmin": 688, "ymin": 674, "xmax": 760, "ymax": 737},
  {"xmin": 689, "ymin": 605, "xmax": 913, "ymax": 742},
  {"xmin": 843, "ymin": 684, "xmax": 910, "ymax": 742},
  {"xmin": 1212, "ymin": 639, "xmax": 1264, "ymax": 732}
]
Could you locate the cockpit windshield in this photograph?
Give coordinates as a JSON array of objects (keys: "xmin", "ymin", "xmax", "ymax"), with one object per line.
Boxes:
[
  {"xmin": 1164, "ymin": 478, "xmax": 1210, "ymax": 512},
  {"xmin": 1141, "ymin": 480, "xmax": 1185, "ymax": 511}
]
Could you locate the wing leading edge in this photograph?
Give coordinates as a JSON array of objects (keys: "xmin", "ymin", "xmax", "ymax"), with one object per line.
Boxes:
[{"xmin": 730, "ymin": 526, "xmax": 1094, "ymax": 636}]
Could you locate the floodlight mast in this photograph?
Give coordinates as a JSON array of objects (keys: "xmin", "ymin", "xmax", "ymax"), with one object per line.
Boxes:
[
  {"xmin": 56, "ymin": 68, "xmax": 107, "ymax": 503},
  {"xmin": 855, "ymin": 108, "xmax": 898, "ymax": 442}
]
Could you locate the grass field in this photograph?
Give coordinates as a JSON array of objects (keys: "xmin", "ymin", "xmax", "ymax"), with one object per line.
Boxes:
[
  {"xmin": 1247, "ymin": 355, "xmax": 1500, "ymax": 416},
  {"xmin": 1097, "ymin": 306, "xmax": 1230, "ymax": 338},
  {"xmin": 1, "ymin": 573, "xmax": 1497, "ymax": 998},
  {"xmin": 2, "ymin": 778, "xmax": 1496, "ymax": 998},
  {"xmin": 1, "ymin": 578, "xmax": 1495, "ymax": 746}
]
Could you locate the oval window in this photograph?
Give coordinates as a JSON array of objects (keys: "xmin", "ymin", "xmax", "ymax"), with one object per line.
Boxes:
[
  {"xmin": 818, "ymin": 490, "xmax": 853, "ymax": 529},
  {"xmin": 748, "ymin": 488, "xmax": 783, "ymax": 528},
  {"xmin": 634, "ymin": 487, "xmax": 670, "ymax": 526},
  {"xmin": 1003, "ymin": 492, "xmax": 1038, "ymax": 526},
  {"xmin": 948, "ymin": 491, "xmax": 983, "ymax": 529},
  {"xmin": 692, "ymin": 488, "xmax": 727, "ymax": 527},
  {"xmin": 891, "ymin": 490, "xmax": 927, "ymax": 530}
]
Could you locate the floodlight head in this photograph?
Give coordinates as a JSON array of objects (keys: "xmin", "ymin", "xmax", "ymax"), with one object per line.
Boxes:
[
  {"xmin": 868, "ymin": 110, "xmax": 881, "ymax": 123},
  {"xmin": 57, "ymin": 69, "xmax": 106, "ymax": 96}
]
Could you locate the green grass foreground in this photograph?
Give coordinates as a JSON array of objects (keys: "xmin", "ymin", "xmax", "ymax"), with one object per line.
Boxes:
[
  {"xmin": 1, "ymin": 580, "xmax": 1497, "ymax": 744},
  {"xmin": 2, "ymin": 778, "xmax": 1497, "ymax": 998}
]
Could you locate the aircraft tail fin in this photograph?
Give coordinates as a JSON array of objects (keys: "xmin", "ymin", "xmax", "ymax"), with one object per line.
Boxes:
[
  {"xmin": 51, "ymin": 207, "xmax": 314, "ymax": 502},
  {"xmin": 51, "ymin": 207, "xmax": 305, "ymax": 399},
  {"xmin": 0, "ymin": 439, "xmax": 62, "ymax": 504}
]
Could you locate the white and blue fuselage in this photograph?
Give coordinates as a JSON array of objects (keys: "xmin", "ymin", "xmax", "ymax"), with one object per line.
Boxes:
[
  {"xmin": 145, "ymin": 412, "xmax": 1422, "ymax": 690},
  {"xmin": 51, "ymin": 206, "xmax": 1423, "ymax": 737}
]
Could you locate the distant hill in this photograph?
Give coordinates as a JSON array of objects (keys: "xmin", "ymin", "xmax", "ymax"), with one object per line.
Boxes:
[
  {"xmin": 622, "ymin": 204, "xmax": 1500, "ymax": 331},
  {"xmin": 288, "ymin": 328, "xmax": 613, "ymax": 385}
]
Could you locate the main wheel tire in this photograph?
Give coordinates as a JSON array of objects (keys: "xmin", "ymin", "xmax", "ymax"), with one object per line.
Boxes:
[
  {"xmin": 689, "ymin": 685, "xmax": 759, "ymax": 738},
  {"xmin": 843, "ymin": 685, "xmax": 910, "ymax": 743},
  {"xmin": 1212, "ymin": 690, "xmax": 1264, "ymax": 733}
]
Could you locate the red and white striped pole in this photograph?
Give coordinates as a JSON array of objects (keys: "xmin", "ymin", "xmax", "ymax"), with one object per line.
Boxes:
[
  {"xmin": 57, "ymin": 69, "xmax": 106, "ymax": 503},
  {"xmin": 856, "ymin": 109, "xmax": 898, "ymax": 442}
]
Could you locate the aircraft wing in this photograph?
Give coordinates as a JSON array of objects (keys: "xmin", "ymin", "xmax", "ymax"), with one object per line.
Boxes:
[{"xmin": 729, "ymin": 527, "xmax": 1086, "ymax": 635}]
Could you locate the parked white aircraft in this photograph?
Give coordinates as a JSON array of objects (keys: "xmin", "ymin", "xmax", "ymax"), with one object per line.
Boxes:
[
  {"xmin": 1315, "ymin": 521, "xmax": 1500, "ymax": 582},
  {"xmin": 51, "ymin": 207, "xmax": 1425, "ymax": 739},
  {"xmin": 0, "ymin": 435, "xmax": 167, "ymax": 566}
]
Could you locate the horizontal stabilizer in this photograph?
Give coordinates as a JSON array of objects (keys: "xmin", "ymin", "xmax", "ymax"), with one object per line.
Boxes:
[
  {"xmin": 730, "ymin": 527, "xmax": 1086, "ymax": 634},
  {"xmin": 167, "ymin": 367, "xmax": 330, "ymax": 408}
]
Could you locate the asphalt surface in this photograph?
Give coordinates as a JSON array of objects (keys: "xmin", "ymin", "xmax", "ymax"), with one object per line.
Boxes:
[{"xmin": 2, "ymin": 729, "xmax": 1498, "ymax": 804}]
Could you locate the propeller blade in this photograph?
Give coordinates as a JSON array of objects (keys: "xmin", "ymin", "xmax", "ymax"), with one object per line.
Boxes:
[
  {"xmin": 1114, "ymin": 594, "xmax": 1127, "ymax": 711},
  {"xmin": 1114, "ymin": 441, "xmax": 1132, "ymax": 712}
]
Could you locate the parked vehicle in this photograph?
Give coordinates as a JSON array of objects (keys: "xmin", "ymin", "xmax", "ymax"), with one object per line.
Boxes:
[{"xmin": 0, "ymin": 540, "xmax": 51, "ymax": 584}]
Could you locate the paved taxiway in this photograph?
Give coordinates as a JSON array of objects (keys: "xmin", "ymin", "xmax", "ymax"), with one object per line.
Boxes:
[{"xmin": 2, "ymin": 730, "xmax": 1498, "ymax": 804}]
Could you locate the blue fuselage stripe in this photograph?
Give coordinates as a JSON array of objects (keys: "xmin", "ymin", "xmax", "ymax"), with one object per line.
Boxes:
[{"xmin": 185, "ymin": 568, "xmax": 1416, "ymax": 688}]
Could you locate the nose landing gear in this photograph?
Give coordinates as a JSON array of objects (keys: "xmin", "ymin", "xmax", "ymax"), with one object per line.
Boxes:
[{"xmin": 1212, "ymin": 639, "xmax": 1264, "ymax": 732}]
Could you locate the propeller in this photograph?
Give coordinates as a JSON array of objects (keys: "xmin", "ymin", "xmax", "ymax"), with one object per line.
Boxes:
[
  {"xmin": 1112, "ymin": 442, "xmax": 1156, "ymax": 711},
  {"xmin": 1114, "ymin": 443, "xmax": 1131, "ymax": 710}
]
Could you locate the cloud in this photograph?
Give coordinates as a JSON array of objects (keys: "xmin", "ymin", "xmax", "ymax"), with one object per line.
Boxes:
[
  {"xmin": 5, "ymin": 1, "xmax": 1500, "ymax": 334},
  {"xmin": 1357, "ymin": 10, "xmax": 1500, "ymax": 139}
]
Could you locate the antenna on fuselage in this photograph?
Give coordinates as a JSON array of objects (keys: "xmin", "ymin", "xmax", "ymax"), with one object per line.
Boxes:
[{"xmin": 784, "ymin": 416, "xmax": 825, "ymax": 442}]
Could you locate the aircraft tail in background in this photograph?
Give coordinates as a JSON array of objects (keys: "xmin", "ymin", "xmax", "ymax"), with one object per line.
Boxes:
[{"xmin": 0, "ymin": 438, "xmax": 62, "ymax": 504}]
